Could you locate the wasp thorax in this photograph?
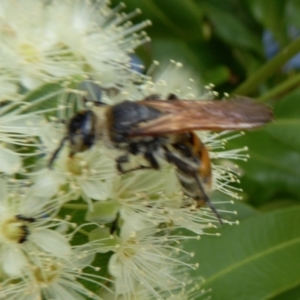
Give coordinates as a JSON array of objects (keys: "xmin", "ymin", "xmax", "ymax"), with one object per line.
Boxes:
[{"xmin": 1, "ymin": 215, "xmax": 33, "ymax": 243}]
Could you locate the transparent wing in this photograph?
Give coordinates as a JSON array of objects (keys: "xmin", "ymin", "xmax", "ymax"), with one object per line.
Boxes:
[{"xmin": 129, "ymin": 98, "xmax": 273, "ymax": 136}]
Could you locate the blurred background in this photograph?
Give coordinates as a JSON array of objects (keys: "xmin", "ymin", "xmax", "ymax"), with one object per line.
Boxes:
[{"xmin": 111, "ymin": 1, "xmax": 300, "ymax": 299}]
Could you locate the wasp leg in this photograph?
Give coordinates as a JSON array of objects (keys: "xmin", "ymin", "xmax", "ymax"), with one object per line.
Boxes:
[
  {"xmin": 163, "ymin": 149, "xmax": 222, "ymax": 224},
  {"xmin": 48, "ymin": 137, "xmax": 69, "ymax": 169},
  {"xmin": 116, "ymin": 155, "xmax": 129, "ymax": 173},
  {"xmin": 116, "ymin": 155, "xmax": 153, "ymax": 174},
  {"xmin": 144, "ymin": 151, "xmax": 160, "ymax": 170}
]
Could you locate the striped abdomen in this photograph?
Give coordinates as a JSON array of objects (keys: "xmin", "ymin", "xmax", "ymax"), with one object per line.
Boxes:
[{"xmin": 170, "ymin": 132, "xmax": 212, "ymax": 207}]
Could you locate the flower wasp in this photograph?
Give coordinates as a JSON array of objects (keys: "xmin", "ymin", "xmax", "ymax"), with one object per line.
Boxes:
[{"xmin": 49, "ymin": 94, "xmax": 272, "ymax": 222}]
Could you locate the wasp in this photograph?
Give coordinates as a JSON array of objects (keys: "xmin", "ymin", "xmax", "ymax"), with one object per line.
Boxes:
[{"xmin": 49, "ymin": 94, "xmax": 272, "ymax": 223}]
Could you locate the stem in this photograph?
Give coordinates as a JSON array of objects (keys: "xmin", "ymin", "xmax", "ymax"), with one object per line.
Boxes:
[
  {"xmin": 62, "ymin": 203, "xmax": 88, "ymax": 210},
  {"xmin": 232, "ymin": 37, "xmax": 300, "ymax": 96},
  {"xmin": 78, "ymin": 229, "xmax": 90, "ymax": 236},
  {"xmin": 259, "ymin": 73, "xmax": 300, "ymax": 102}
]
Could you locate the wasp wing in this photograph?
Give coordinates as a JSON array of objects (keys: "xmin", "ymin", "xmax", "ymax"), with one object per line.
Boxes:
[{"xmin": 129, "ymin": 97, "xmax": 273, "ymax": 136}]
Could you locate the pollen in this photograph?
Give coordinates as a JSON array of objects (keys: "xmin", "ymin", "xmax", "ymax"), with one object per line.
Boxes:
[
  {"xmin": 32, "ymin": 262, "xmax": 61, "ymax": 285},
  {"xmin": 0, "ymin": 216, "xmax": 30, "ymax": 243},
  {"xmin": 66, "ymin": 156, "xmax": 88, "ymax": 176},
  {"xmin": 122, "ymin": 236, "xmax": 139, "ymax": 258},
  {"xmin": 18, "ymin": 43, "xmax": 41, "ymax": 63}
]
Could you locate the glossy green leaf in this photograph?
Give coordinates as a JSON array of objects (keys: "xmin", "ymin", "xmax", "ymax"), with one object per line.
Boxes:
[
  {"xmin": 260, "ymin": 199, "xmax": 300, "ymax": 212},
  {"xmin": 151, "ymin": 0, "xmax": 204, "ymax": 40},
  {"xmin": 265, "ymin": 89, "xmax": 300, "ymax": 151},
  {"xmin": 21, "ymin": 82, "xmax": 65, "ymax": 115},
  {"xmin": 203, "ymin": 3, "xmax": 262, "ymax": 52},
  {"xmin": 265, "ymin": 120, "xmax": 300, "ymax": 152},
  {"xmin": 203, "ymin": 65, "xmax": 231, "ymax": 86},
  {"xmin": 227, "ymin": 88, "xmax": 300, "ymax": 204},
  {"xmin": 286, "ymin": 0, "xmax": 300, "ymax": 29},
  {"xmin": 234, "ymin": 48, "xmax": 263, "ymax": 75},
  {"xmin": 151, "ymin": 38, "xmax": 231, "ymax": 85},
  {"xmin": 151, "ymin": 38, "xmax": 205, "ymax": 69},
  {"xmin": 211, "ymin": 191, "xmax": 259, "ymax": 222},
  {"xmin": 246, "ymin": 0, "xmax": 287, "ymax": 45},
  {"xmin": 272, "ymin": 88, "xmax": 300, "ymax": 119},
  {"xmin": 187, "ymin": 207, "xmax": 300, "ymax": 300},
  {"xmin": 271, "ymin": 283, "xmax": 300, "ymax": 300},
  {"xmin": 112, "ymin": 0, "xmax": 204, "ymax": 40},
  {"xmin": 230, "ymin": 129, "xmax": 300, "ymax": 204}
]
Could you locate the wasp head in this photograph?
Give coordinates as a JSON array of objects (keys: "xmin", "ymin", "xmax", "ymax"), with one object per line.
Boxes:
[
  {"xmin": 68, "ymin": 110, "xmax": 96, "ymax": 154},
  {"xmin": 48, "ymin": 110, "xmax": 97, "ymax": 168}
]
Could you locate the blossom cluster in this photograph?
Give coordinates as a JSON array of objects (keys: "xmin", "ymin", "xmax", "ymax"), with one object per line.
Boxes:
[{"xmin": 0, "ymin": 1, "xmax": 245, "ymax": 299}]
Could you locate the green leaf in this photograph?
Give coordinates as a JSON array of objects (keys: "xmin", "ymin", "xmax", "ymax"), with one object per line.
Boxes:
[
  {"xmin": 272, "ymin": 87, "xmax": 300, "ymax": 119},
  {"xmin": 151, "ymin": 38, "xmax": 205, "ymax": 69},
  {"xmin": 151, "ymin": 38, "xmax": 231, "ymax": 85},
  {"xmin": 203, "ymin": 3, "xmax": 262, "ymax": 52},
  {"xmin": 246, "ymin": 0, "xmax": 287, "ymax": 45},
  {"xmin": 211, "ymin": 191, "xmax": 259, "ymax": 221},
  {"xmin": 230, "ymin": 129, "xmax": 300, "ymax": 204},
  {"xmin": 234, "ymin": 48, "xmax": 264, "ymax": 75},
  {"xmin": 203, "ymin": 65, "xmax": 231, "ymax": 86},
  {"xmin": 187, "ymin": 206, "xmax": 300, "ymax": 300},
  {"xmin": 271, "ymin": 283, "xmax": 300, "ymax": 300},
  {"xmin": 85, "ymin": 200, "xmax": 120, "ymax": 224},
  {"xmin": 265, "ymin": 120, "xmax": 300, "ymax": 152},
  {"xmin": 114, "ymin": 0, "xmax": 204, "ymax": 40},
  {"xmin": 265, "ymin": 89, "xmax": 300, "ymax": 151},
  {"xmin": 21, "ymin": 82, "xmax": 65, "ymax": 115},
  {"xmin": 286, "ymin": 0, "xmax": 300, "ymax": 29},
  {"xmin": 260, "ymin": 199, "xmax": 300, "ymax": 212},
  {"xmin": 227, "ymin": 89, "xmax": 300, "ymax": 204},
  {"xmin": 151, "ymin": 0, "xmax": 204, "ymax": 40}
]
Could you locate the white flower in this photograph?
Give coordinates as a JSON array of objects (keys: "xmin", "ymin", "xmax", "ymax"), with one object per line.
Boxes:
[
  {"xmin": 106, "ymin": 223, "xmax": 197, "ymax": 299},
  {"xmin": 142, "ymin": 60, "xmax": 211, "ymax": 100},
  {"xmin": 161, "ymin": 275, "xmax": 211, "ymax": 300},
  {"xmin": 0, "ymin": 0, "xmax": 150, "ymax": 89},
  {"xmin": 200, "ymin": 130, "xmax": 248, "ymax": 201},
  {"xmin": 0, "ymin": 245, "xmax": 109, "ymax": 300},
  {"xmin": 29, "ymin": 116, "xmax": 117, "ymax": 204},
  {"xmin": 0, "ymin": 179, "xmax": 71, "ymax": 277},
  {"xmin": 31, "ymin": 146, "xmax": 117, "ymax": 204},
  {"xmin": 100, "ymin": 284, "xmax": 154, "ymax": 300},
  {"xmin": 109, "ymin": 170, "xmax": 171, "ymax": 227},
  {"xmin": 101, "ymin": 277, "xmax": 210, "ymax": 300},
  {"xmin": 0, "ymin": 102, "xmax": 45, "ymax": 174},
  {"xmin": 0, "ymin": 70, "xmax": 19, "ymax": 101}
]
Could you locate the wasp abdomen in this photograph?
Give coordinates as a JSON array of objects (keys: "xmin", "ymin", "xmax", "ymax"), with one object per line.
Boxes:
[
  {"xmin": 176, "ymin": 169, "xmax": 207, "ymax": 200},
  {"xmin": 167, "ymin": 133, "xmax": 214, "ymax": 211}
]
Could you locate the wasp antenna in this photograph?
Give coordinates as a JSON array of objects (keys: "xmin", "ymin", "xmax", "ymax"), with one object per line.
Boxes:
[{"xmin": 48, "ymin": 137, "xmax": 69, "ymax": 169}]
